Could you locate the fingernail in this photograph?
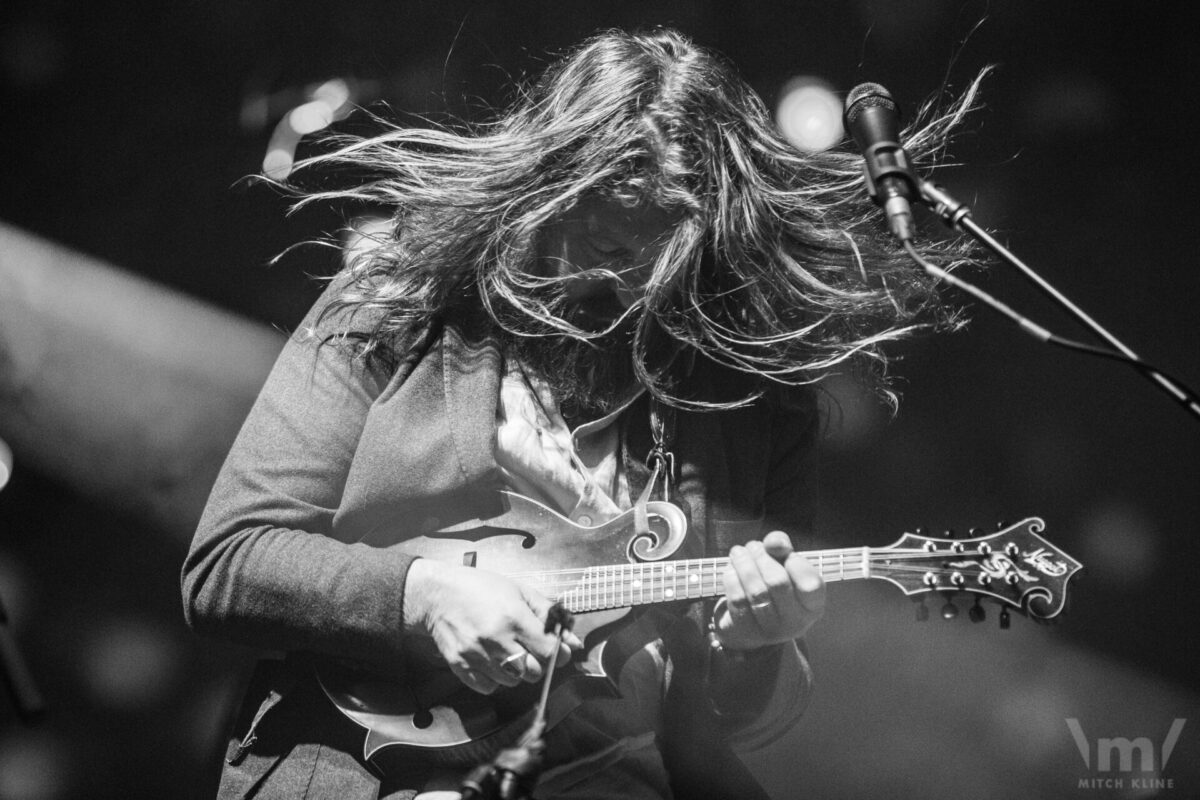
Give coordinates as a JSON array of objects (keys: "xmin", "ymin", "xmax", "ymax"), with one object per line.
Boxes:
[{"xmin": 798, "ymin": 574, "xmax": 822, "ymax": 592}]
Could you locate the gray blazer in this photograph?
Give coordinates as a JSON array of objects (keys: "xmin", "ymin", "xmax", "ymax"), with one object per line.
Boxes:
[{"xmin": 182, "ymin": 283, "xmax": 819, "ymax": 798}]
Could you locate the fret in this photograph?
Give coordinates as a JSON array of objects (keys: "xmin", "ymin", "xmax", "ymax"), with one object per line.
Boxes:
[
  {"xmin": 500, "ymin": 519, "xmax": 1074, "ymax": 638},
  {"xmin": 527, "ymin": 548, "xmax": 885, "ymax": 614}
]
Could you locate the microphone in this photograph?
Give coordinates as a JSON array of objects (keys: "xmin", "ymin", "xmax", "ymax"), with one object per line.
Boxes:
[{"xmin": 843, "ymin": 83, "xmax": 919, "ymax": 242}]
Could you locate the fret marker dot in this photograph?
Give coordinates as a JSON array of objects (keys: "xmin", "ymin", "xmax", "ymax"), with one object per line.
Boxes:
[
  {"xmin": 689, "ymin": 574, "xmax": 699, "ymax": 583},
  {"xmin": 665, "ymin": 589, "xmax": 675, "ymax": 598},
  {"xmin": 665, "ymin": 565, "xmax": 675, "ymax": 574}
]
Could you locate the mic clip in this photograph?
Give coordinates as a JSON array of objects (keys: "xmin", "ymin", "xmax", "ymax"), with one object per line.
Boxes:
[{"xmin": 859, "ymin": 141, "xmax": 918, "ymax": 203}]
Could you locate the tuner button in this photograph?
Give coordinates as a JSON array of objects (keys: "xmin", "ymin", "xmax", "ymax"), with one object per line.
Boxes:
[
  {"xmin": 951, "ymin": 572, "xmax": 966, "ymax": 587},
  {"xmin": 944, "ymin": 528, "xmax": 957, "ymax": 539},
  {"xmin": 979, "ymin": 542, "xmax": 992, "ymax": 555},
  {"xmin": 922, "ymin": 572, "xmax": 938, "ymax": 587},
  {"xmin": 952, "ymin": 541, "xmax": 966, "ymax": 553},
  {"xmin": 1006, "ymin": 573, "xmax": 1020, "ymax": 585},
  {"xmin": 968, "ymin": 527, "xmax": 981, "ymax": 537},
  {"xmin": 1005, "ymin": 542, "xmax": 1020, "ymax": 557},
  {"xmin": 941, "ymin": 599, "xmax": 959, "ymax": 620},
  {"xmin": 915, "ymin": 527, "xmax": 928, "ymax": 536},
  {"xmin": 969, "ymin": 598, "xmax": 986, "ymax": 623},
  {"xmin": 999, "ymin": 607, "xmax": 1011, "ymax": 630},
  {"xmin": 977, "ymin": 573, "xmax": 992, "ymax": 585},
  {"xmin": 996, "ymin": 520, "xmax": 1008, "ymax": 530}
]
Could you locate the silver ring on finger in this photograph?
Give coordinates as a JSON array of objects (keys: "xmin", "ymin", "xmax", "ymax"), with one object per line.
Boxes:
[
  {"xmin": 499, "ymin": 651, "xmax": 527, "ymax": 679},
  {"xmin": 750, "ymin": 600, "xmax": 772, "ymax": 610}
]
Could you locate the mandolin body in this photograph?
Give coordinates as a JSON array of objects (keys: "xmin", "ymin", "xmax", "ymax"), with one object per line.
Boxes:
[{"xmin": 317, "ymin": 492, "xmax": 690, "ymax": 764}]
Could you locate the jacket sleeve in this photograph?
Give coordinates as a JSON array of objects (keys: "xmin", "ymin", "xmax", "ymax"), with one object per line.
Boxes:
[
  {"xmin": 709, "ymin": 388, "xmax": 821, "ymax": 752},
  {"xmin": 181, "ymin": 280, "xmax": 420, "ymax": 668}
]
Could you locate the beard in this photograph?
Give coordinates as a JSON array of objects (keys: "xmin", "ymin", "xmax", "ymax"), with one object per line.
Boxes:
[{"xmin": 513, "ymin": 316, "xmax": 640, "ymax": 423}]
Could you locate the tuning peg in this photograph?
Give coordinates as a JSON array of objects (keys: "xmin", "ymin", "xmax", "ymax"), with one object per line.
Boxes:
[
  {"xmin": 915, "ymin": 596, "xmax": 929, "ymax": 622},
  {"xmin": 999, "ymin": 607, "xmax": 1011, "ymax": 630},
  {"xmin": 995, "ymin": 520, "xmax": 1008, "ymax": 530},
  {"xmin": 943, "ymin": 528, "xmax": 957, "ymax": 539},
  {"xmin": 968, "ymin": 597, "xmax": 986, "ymax": 623},
  {"xmin": 914, "ymin": 526, "xmax": 928, "ymax": 537},
  {"xmin": 941, "ymin": 597, "xmax": 959, "ymax": 620},
  {"xmin": 968, "ymin": 527, "xmax": 981, "ymax": 537}
]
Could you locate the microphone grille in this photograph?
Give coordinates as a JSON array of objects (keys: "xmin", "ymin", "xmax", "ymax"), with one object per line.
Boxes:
[{"xmin": 844, "ymin": 82, "xmax": 899, "ymax": 125}]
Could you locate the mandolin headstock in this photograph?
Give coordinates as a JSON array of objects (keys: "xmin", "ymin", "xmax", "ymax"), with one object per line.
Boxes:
[{"xmin": 873, "ymin": 518, "xmax": 1082, "ymax": 622}]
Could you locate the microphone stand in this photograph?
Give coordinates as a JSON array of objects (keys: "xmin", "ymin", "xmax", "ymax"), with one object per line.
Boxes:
[
  {"xmin": 458, "ymin": 605, "xmax": 574, "ymax": 800},
  {"xmin": 0, "ymin": 448, "xmax": 47, "ymax": 723},
  {"xmin": 0, "ymin": 591, "xmax": 45, "ymax": 722},
  {"xmin": 916, "ymin": 179, "xmax": 1200, "ymax": 423}
]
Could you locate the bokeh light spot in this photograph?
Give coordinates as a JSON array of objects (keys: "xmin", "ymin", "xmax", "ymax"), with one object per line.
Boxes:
[
  {"xmin": 79, "ymin": 616, "xmax": 183, "ymax": 711},
  {"xmin": 819, "ymin": 374, "xmax": 885, "ymax": 450},
  {"xmin": 1078, "ymin": 500, "xmax": 1159, "ymax": 587},
  {"xmin": 0, "ymin": 733, "xmax": 70, "ymax": 800},
  {"xmin": 776, "ymin": 77, "xmax": 844, "ymax": 153}
]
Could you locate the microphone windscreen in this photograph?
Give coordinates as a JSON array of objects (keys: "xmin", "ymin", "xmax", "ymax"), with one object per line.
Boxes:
[{"xmin": 844, "ymin": 83, "xmax": 898, "ymax": 125}]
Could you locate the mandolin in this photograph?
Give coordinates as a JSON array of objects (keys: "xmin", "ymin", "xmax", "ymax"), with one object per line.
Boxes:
[{"xmin": 318, "ymin": 491, "xmax": 1082, "ymax": 766}]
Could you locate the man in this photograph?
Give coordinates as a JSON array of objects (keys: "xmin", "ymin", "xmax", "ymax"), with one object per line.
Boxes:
[{"xmin": 183, "ymin": 28, "xmax": 972, "ymax": 799}]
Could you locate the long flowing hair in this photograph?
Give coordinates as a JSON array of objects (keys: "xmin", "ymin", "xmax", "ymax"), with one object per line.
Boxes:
[{"xmin": 284, "ymin": 28, "xmax": 984, "ymax": 409}]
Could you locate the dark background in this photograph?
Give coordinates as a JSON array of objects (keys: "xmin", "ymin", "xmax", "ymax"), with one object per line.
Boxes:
[{"xmin": 1, "ymin": 2, "xmax": 1197, "ymax": 798}]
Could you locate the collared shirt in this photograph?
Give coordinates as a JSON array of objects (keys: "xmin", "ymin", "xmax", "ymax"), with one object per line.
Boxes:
[{"xmin": 495, "ymin": 358, "xmax": 645, "ymax": 523}]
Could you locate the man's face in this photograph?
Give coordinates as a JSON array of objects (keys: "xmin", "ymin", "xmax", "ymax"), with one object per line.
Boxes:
[{"xmin": 536, "ymin": 196, "xmax": 677, "ymax": 330}]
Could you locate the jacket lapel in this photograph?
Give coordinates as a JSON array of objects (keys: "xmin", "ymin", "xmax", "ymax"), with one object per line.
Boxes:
[{"xmin": 440, "ymin": 321, "xmax": 504, "ymax": 487}]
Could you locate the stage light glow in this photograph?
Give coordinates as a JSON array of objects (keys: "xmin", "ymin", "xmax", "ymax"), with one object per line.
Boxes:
[
  {"xmin": 343, "ymin": 215, "xmax": 393, "ymax": 267},
  {"xmin": 312, "ymin": 78, "xmax": 351, "ymax": 112},
  {"xmin": 262, "ymin": 143, "xmax": 296, "ymax": 181},
  {"xmin": 776, "ymin": 77, "xmax": 844, "ymax": 153},
  {"xmin": 818, "ymin": 374, "xmax": 884, "ymax": 450},
  {"xmin": 0, "ymin": 436, "xmax": 11, "ymax": 491},
  {"xmin": 262, "ymin": 77, "xmax": 355, "ymax": 179},
  {"xmin": 289, "ymin": 100, "xmax": 335, "ymax": 136}
]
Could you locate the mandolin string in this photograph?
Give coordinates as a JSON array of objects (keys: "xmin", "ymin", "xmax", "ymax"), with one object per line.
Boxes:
[
  {"xmin": 528, "ymin": 570, "xmax": 1036, "ymax": 600},
  {"xmin": 504, "ymin": 549, "xmax": 1058, "ymax": 610},
  {"xmin": 506, "ymin": 549, "xmax": 1029, "ymax": 584},
  {"xmin": 512, "ymin": 559, "xmax": 1026, "ymax": 586},
  {"xmin": 506, "ymin": 547, "xmax": 1031, "ymax": 574}
]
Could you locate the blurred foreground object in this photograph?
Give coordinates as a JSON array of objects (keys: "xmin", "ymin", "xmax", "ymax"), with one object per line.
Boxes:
[
  {"xmin": 0, "ymin": 222, "xmax": 282, "ymax": 541},
  {"xmin": 0, "ymin": 436, "xmax": 11, "ymax": 491}
]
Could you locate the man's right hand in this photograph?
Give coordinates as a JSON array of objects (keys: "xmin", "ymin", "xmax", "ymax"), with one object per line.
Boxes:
[{"xmin": 404, "ymin": 559, "xmax": 581, "ymax": 695}]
